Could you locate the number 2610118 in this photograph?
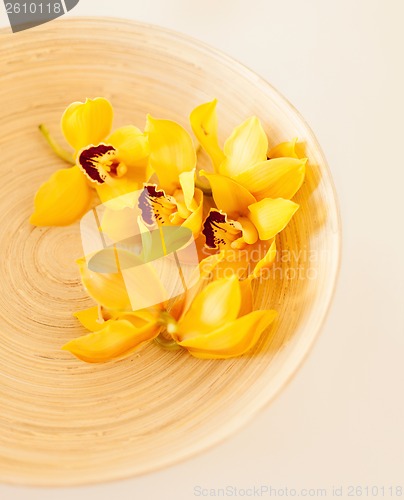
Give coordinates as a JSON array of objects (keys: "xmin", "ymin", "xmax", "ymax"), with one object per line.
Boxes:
[{"xmin": 5, "ymin": 2, "xmax": 62, "ymax": 14}]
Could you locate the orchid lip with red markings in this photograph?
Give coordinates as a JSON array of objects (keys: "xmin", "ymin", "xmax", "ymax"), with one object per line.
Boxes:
[
  {"xmin": 78, "ymin": 144, "xmax": 117, "ymax": 184},
  {"xmin": 203, "ymin": 209, "xmax": 241, "ymax": 249},
  {"xmin": 138, "ymin": 184, "xmax": 176, "ymax": 226}
]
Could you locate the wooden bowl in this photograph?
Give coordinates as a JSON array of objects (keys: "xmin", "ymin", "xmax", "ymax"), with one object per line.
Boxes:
[{"xmin": 0, "ymin": 18, "xmax": 341, "ymax": 486}]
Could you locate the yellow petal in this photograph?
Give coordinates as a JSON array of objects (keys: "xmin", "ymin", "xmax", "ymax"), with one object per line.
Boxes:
[
  {"xmin": 238, "ymin": 278, "xmax": 254, "ymax": 317},
  {"xmin": 74, "ymin": 306, "xmax": 143, "ymax": 330},
  {"xmin": 252, "ymin": 239, "xmax": 277, "ymax": 278},
  {"xmin": 178, "ymin": 169, "xmax": 197, "ymax": 211},
  {"xmin": 145, "ymin": 115, "xmax": 196, "ymax": 193},
  {"xmin": 62, "ymin": 318, "xmax": 160, "ymax": 363},
  {"xmin": 182, "ymin": 250, "xmax": 226, "ymax": 311},
  {"xmin": 107, "ymin": 126, "xmax": 149, "ymax": 168},
  {"xmin": 84, "ymin": 244, "xmax": 168, "ymax": 307},
  {"xmin": 197, "ymin": 251, "xmax": 226, "ymax": 280},
  {"xmin": 268, "ymin": 138, "xmax": 298, "ymax": 158},
  {"xmin": 95, "ymin": 176, "xmax": 143, "ymax": 205},
  {"xmin": 211, "ymin": 238, "xmax": 270, "ymax": 281},
  {"xmin": 73, "ymin": 306, "xmax": 102, "ymax": 332},
  {"xmin": 220, "ymin": 116, "xmax": 268, "ymax": 177},
  {"xmin": 237, "ymin": 216, "xmax": 259, "ymax": 245},
  {"xmin": 179, "ymin": 309, "xmax": 277, "ymax": 359},
  {"xmin": 181, "ymin": 188, "xmax": 204, "ymax": 237},
  {"xmin": 61, "ymin": 97, "xmax": 113, "ymax": 152},
  {"xmin": 210, "ymin": 251, "xmax": 251, "ymax": 280},
  {"xmin": 30, "ymin": 166, "xmax": 92, "ymax": 226},
  {"xmin": 169, "ymin": 249, "xmax": 226, "ymax": 322},
  {"xmin": 177, "ymin": 275, "xmax": 241, "ymax": 339},
  {"xmin": 118, "ymin": 259, "xmax": 172, "ymax": 312},
  {"xmin": 200, "ymin": 170, "xmax": 256, "ymax": 218},
  {"xmin": 77, "ymin": 254, "xmax": 132, "ymax": 311},
  {"xmin": 248, "ymin": 198, "xmax": 299, "ymax": 240},
  {"xmin": 100, "ymin": 204, "xmax": 140, "ymax": 242},
  {"xmin": 190, "ymin": 99, "xmax": 225, "ymax": 170},
  {"xmin": 234, "ymin": 157, "xmax": 307, "ymax": 200},
  {"xmin": 119, "ymin": 309, "xmax": 160, "ymax": 326}
]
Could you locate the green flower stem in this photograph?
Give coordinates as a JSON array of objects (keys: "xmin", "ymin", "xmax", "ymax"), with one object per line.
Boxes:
[
  {"xmin": 154, "ymin": 333, "xmax": 182, "ymax": 351},
  {"xmin": 38, "ymin": 124, "xmax": 75, "ymax": 165},
  {"xmin": 154, "ymin": 312, "xmax": 182, "ymax": 351}
]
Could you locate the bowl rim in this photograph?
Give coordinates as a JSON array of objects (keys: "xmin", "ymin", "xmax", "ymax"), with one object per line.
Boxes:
[{"xmin": 0, "ymin": 16, "xmax": 342, "ymax": 487}]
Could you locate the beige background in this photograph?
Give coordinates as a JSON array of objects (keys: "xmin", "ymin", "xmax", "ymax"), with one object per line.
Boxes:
[{"xmin": 0, "ymin": 0, "xmax": 403, "ymax": 498}]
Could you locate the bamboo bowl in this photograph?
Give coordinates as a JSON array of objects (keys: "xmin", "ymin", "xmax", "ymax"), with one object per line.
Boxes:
[{"xmin": 0, "ymin": 18, "xmax": 340, "ymax": 486}]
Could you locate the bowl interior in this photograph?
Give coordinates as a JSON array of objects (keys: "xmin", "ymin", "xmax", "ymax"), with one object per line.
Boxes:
[{"xmin": 0, "ymin": 18, "xmax": 340, "ymax": 486}]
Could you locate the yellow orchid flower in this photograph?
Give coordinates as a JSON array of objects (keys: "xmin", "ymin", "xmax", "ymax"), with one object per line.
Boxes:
[
  {"xmin": 170, "ymin": 275, "xmax": 278, "ymax": 359},
  {"xmin": 201, "ymin": 170, "xmax": 299, "ymax": 250},
  {"xmin": 199, "ymin": 176, "xmax": 296, "ymax": 279},
  {"xmin": 77, "ymin": 125, "xmax": 150, "ymax": 205},
  {"xmin": 139, "ymin": 115, "xmax": 204, "ymax": 237},
  {"xmin": 31, "ymin": 98, "xmax": 150, "ymax": 226},
  {"xmin": 189, "ymin": 100, "xmax": 305, "ymax": 277},
  {"xmin": 190, "ymin": 99, "xmax": 307, "ymax": 200}
]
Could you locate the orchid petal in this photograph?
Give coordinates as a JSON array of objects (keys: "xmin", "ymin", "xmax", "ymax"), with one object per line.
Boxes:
[
  {"xmin": 238, "ymin": 278, "xmax": 254, "ymax": 317},
  {"xmin": 268, "ymin": 138, "xmax": 299, "ymax": 158},
  {"xmin": 177, "ymin": 275, "xmax": 241, "ymax": 339},
  {"xmin": 178, "ymin": 309, "xmax": 277, "ymax": 359},
  {"xmin": 181, "ymin": 188, "xmax": 204, "ymax": 237},
  {"xmin": 174, "ymin": 250, "xmax": 226, "ymax": 321},
  {"xmin": 107, "ymin": 126, "xmax": 149, "ymax": 168},
  {"xmin": 30, "ymin": 166, "xmax": 92, "ymax": 226},
  {"xmin": 200, "ymin": 170, "xmax": 256, "ymax": 218},
  {"xmin": 95, "ymin": 177, "xmax": 143, "ymax": 205},
  {"xmin": 234, "ymin": 157, "xmax": 307, "ymax": 200},
  {"xmin": 220, "ymin": 116, "xmax": 268, "ymax": 177},
  {"xmin": 145, "ymin": 115, "xmax": 196, "ymax": 193},
  {"xmin": 73, "ymin": 306, "xmax": 103, "ymax": 332},
  {"xmin": 248, "ymin": 198, "xmax": 299, "ymax": 240},
  {"xmin": 178, "ymin": 169, "xmax": 197, "ymax": 212},
  {"xmin": 74, "ymin": 305, "xmax": 158, "ymax": 333},
  {"xmin": 77, "ymin": 253, "xmax": 132, "ymax": 311},
  {"xmin": 190, "ymin": 99, "xmax": 225, "ymax": 170},
  {"xmin": 237, "ymin": 216, "xmax": 259, "ymax": 245},
  {"xmin": 211, "ymin": 252, "xmax": 251, "ymax": 280},
  {"xmin": 61, "ymin": 97, "xmax": 113, "ymax": 152},
  {"xmin": 62, "ymin": 318, "xmax": 160, "ymax": 363},
  {"xmin": 252, "ymin": 239, "xmax": 277, "ymax": 278},
  {"xmin": 99, "ymin": 204, "xmax": 140, "ymax": 243}
]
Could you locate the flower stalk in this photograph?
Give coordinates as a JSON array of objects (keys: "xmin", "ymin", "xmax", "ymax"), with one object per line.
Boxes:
[{"xmin": 38, "ymin": 124, "xmax": 75, "ymax": 165}]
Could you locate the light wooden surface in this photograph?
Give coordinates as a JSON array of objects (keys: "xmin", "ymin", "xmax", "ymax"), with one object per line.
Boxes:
[{"xmin": 0, "ymin": 18, "xmax": 340, "ymax": 486}]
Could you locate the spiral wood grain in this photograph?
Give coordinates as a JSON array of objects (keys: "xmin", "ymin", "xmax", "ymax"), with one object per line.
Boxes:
[{"xmin": 0, "ymin": 18, "xmax": 341, "ymax": 486}]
